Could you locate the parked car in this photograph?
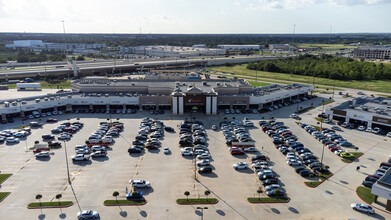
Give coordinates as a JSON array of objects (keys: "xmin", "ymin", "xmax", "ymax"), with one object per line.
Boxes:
[
  {"xmin": 198, "ymin": 166, "xmax": 213, "ymax": 174},
  {"xmin": 196, "ymin": 159, "xmax": 211, "ymax": 166},
  {"xmin": 233, "ymin": 162, "xmax": 248, "ymax": 170},
  {"xmin": 351, "ymin": 203, "xmax": 375, "ymax": 214},
  {"xmin": 77, "ymin": 210, "xmax": 100, "ymax": 220},
  {"xmin": 91, "ymin": 151, "xmax": 107, "ymax": 157},
  {"xmin": 72, "ymin": 154, "xmax": 90, "ymax": 161},
  {"xmin": 129, "ymin": 179, "xmax": 151, "ymax": 188},
  {"xmin": 35, "ymin": 152, "xmax": 50, "ymax": 158},
  {"xmin": 128, "ymin": 147, "xmax": 143, "ymax": 154}
]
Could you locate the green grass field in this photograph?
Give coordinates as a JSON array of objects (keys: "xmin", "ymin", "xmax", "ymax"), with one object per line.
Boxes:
[
  {"xmin": 248, "ymin": 81, "xmax": 271, "ymax": 87},
  {"xmin": 295, "ymin": 44, "xmax": 356, "ymax": 49},
  {"xmin": 209, "ymin": 65, "xmax": 391, "ymax": 93},
  {"xmin": 7, "ymin": 80, "xmax": 71, "ymax": 89}
]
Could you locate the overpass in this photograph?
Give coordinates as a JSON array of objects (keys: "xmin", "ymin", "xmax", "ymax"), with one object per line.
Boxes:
[{"xmin": 0, "ymin": 55, "xmax": 278, "ymax": 80}]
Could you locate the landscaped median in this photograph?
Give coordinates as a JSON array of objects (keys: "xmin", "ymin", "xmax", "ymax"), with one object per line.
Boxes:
[
  {"xmin": 356, "ymin": 186, "xmax": 375, "ymax": 204},
  {"xmin": 27, "ymin": 201, "xmax": 73, "ymax": 209},
  {"xmin": 341, "ymin": 152, "xmax": 364, "ymax": 163},
  {"xmin": 304, "ymin": 172, "xmax": 334, "ymax": 188},
  {"xmin": 104, "ymin": 199, "xmax": 147, "ymax": 206},
  {"xmin": 0, "ymin": 173, "xmax": 13, "ymax": 184},
  {"xmin": 247, "ymin": 197, "xmax": 290, "ymax": 204},
  {"xmin": 176, "ymin": 198, "xmax": 218, "ymax": 205},
  {"xmin": 0, "ymin": 192, "xmax": 11, "ymax": 203}
]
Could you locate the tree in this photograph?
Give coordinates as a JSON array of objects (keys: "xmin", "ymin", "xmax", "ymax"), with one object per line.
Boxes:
[
  {"xmin": 56, "ymin": 194, "xmax": 62, "ymax": 205},
  {"xmin": 204, "ymin": 190, "xmax": 210, "ymax": 201},
  {"xmin": 257, "ymin": 189, "xmax": 263, "ymax": 199},
  {"xmin": 34, "ymin": 141, "xmax": 39, "ymax": 145},
  {"xmin": 36, "ymin": 194, "xmax": 43, "ymax": 213},
  {"xmin": 184, "ymin": 191, "xmax": 190, "ymax": 201},
  {"xmin": 113, "ymin": 191, "xmax": 119, "ymax": 203},
  {"xmin": 273, "ymin": 189, "xmax": 281, "ymax": 197}
]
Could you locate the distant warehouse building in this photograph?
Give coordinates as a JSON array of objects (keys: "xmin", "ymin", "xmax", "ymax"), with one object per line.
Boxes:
[
  {"xmin": 217, "ymin": 45, "xmax": 262, "ymax": 50},
  {"xmin": 352, "ymin": 46, "xmax": 391, "ymax": 60},
  {"xmin": 130, "ymin": 45, "xmax": 226, "ymax": 57}
]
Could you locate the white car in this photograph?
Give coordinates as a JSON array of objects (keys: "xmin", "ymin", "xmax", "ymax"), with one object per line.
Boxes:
[
  {"xmin": 196, "ymin": 159, "xmax": 210, "ymax": 166},
  {"xmin": 366, "ymin": 127, "xmax": 372, "ymax": 132},
  {"xmin": 91, "ymin": 151, "xmax": 107, "ymax": 157},
  {"xmin": 163, "ymin": 147, "xmax": 170, "ymax": 154},
  {"xmin": 13, "ymin": 132, "xmax": 27, "ymax": 138},
  {"xmin": 181, "ymin": 149, "xmax": 193, "ymax": 156},
  {"xmin": 244, "ymin": 147, "xmax": 257, "ymax": 152},
  {"xmin": 52, "ymin": 111, "xmax": 58, "ymax": 115},
  {"xmin": 287, "ymin": 159, "xmax": 302, "ymax": 166},
  {"xmin": 28, "ymin": 115, "xmax": 34, "ymax": 119},
  {"xmin": 211, "ymin": 125, "xmax": 217, "ymax": 130},
  {"xmin": 358, "ymin": 126, "xmax": 365, "ymax": 131},
  {"xmin": 46, "ymin": 112, "xmax": 52, "ymax": 116},
  {"xmin": 372, "ymin": 127, "xmax": 381, "ymax": 134},
  {"xmin": 129, "ymin": 179, "xmax": 151, "ymax": 188},
  {"xmin": 6, "ymin": 137, "xmax": 19, "ymax": 143},
  {"xmin": 387, "ymin": 132, "xmax": 391, "ymax": 138},
  {"xmin": 197, "ymin": 153, "xmax": 211, "ymax": 160},
  {"xmin": 41, "ymin": 113, "xmax": 47, "ymax": 117},
  {"xmin": 233, "ymin": 162, "xmax": 248, "ymax": 170},
  {"xmin": 243, "ymin": 122, "xmax": 254, "ymax": 127},
  {"xmin": 91, "ymin": 145, "xmax": 106, "ymax": 152},
  {"xmin": 351, "ymin": 203, "xmax": 375, "ymax": 214},
  {"xmin": 58, "ymin": 111, "xmax": 63, "ymax": 115},
  {"xmin": 77, "ymin": 210, "xmax": 100, "ymax": 220},
  {"xmin": 265, "ymin": 184, "xmax": 281, "ymax": 191},
  {"xmin": 72, "ymin": 154, "xmax": 90, "ymax": 161},
  {"xmin": 35, "ymin": 152, "xmax": 50, "ymax": 158},
  {"xmin": 290, "ymin": 113, "xmax": 299, "ymax": 118},
  {"xmin": 324, "ymin": 119, "xmax": 331, "ymax": 123}
]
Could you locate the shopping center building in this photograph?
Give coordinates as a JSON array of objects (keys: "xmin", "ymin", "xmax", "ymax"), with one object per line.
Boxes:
[{"xmin": 0, "ymin": 75, "xmax": 314, "ymax": 120}]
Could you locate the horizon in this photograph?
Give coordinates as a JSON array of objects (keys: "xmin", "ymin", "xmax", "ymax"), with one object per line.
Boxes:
[{"xmin": 1, "ymin": 0, "xmax": 390, "ymax": 34}]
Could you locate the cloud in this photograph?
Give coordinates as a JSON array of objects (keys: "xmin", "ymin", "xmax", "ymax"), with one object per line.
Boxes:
[{"xmin": 252, "ymin": 0, "xmax": 390, "ymax": 10}]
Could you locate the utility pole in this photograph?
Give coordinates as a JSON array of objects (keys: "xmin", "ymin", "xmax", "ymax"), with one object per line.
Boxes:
[
  {"xmin": 62, "ymin": 20, "xmax": 68, "ymax": 57},
  {"xmin": 63, "ymin": 140, "xmax": 71, "ymax": 183}
]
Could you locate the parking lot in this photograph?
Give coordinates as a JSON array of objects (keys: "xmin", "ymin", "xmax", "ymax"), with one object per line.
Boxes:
[{"xmin": 0, "ymin": 94, "xmax": 390, "ymax": 219}]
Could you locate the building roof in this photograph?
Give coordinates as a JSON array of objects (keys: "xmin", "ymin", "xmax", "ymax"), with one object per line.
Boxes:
[{"xmin": 332, "ymin": 97, "xmax": 391, "ymax": 116}]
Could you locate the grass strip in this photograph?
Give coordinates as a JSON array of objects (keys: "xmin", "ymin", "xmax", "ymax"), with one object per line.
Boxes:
[
  {"xmin": 297, "ymin": 107, "xmax": 315, "ymax": 114},
  {"xmin": 341, "ymin": 152, "xmax": 364, "ymax": 163},
  {"xmin": 320, "ymin": 99, "xmax": 335, "ymax": 105},
  {"xmin": 0, "ymin": 174, "xmax": 12, "ymax": 184},
  {"xmin": 356, "ymin": 186, "xmax": 375, "ymax": 204},
  {"xmin": 247, "ymin": 197, "xmax": 289, "ymax": 203},
  {"xmin": 0, "ymin": 192, "xmax": 10, "ymax": 203},
  {"xmin": 176, "ymin": 198, "xmax": 218, "ymax": 205},
  {"xmin": 305, "ymin": 181, "xmax": 320, "ymax": 188},
  {"xmin": 104, "ymin": 199, "xmax": 146, "ymax": 206},
  {"xmin": 27, "ymin": 201, "xmax": 73, "ymax": 208},
  {"xmin": 248, "ymin": 81, "xmax": 271, "ymax": 87}
]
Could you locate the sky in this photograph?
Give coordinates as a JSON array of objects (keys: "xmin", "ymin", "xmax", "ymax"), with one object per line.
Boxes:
[{"xmin": 0, "ymin": 0, "xmax": 390, "ymax": 34}]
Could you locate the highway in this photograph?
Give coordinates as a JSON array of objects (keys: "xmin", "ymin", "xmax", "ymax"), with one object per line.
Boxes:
[{"xmin": 0, "ymin": 55, "xmax": 278, "ymax": 80}]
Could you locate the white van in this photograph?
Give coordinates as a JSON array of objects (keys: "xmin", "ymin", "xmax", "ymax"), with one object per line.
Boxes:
[{"xmin": 32, "ymin": 111, "xmax": 40, "ymax": 118}]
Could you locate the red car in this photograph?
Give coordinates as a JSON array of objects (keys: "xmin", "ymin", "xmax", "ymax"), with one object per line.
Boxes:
[
  {"xmin": 46, "ymin": 118, "xmax": 58, "ymax": 123},
  {"xmin": 329, "ymin": 147, "xmax": 339, "ymax": 152},
  {"xmin": 64, "ymin": 128, "xmax": 76, "ymax": 133},
  {"xmin": 282, "ymin": 131, "xmax": 292, "ymax": 136},
  {"xmin": 230, "ymin": 148, "xmax": 245, "ymax": 155}
]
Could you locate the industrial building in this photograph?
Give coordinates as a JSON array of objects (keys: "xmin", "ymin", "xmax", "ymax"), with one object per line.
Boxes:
[
  {"xmin": 121, "ymin": 45, "xmax": 226, "ymax": 57},
  {"xmin": 325, "ymin": 97, "xmax": 391, "ymax": 131},
  {"xmin": 352, "ymin": 46, "xmax": 391, "ymax": 60},
  {"xmin": 5, "ymin": 40, "xmax": 106, "ymax": 53},
  {"xmin": 0, "ymin": 76, "xmax": 313, "ymax": 120},
  {"xmin": 217, "ymin": 45, "xmax": 262, "ymax": 50}
]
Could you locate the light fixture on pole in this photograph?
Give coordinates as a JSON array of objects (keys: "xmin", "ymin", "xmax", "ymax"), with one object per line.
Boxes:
[
  {"xmin": 63, "ymin": 140, "xmax": 71, "ymax": 183},
  {"xmin": 196, "ymin": 207, "xmax": 208, "ymax": 220}
]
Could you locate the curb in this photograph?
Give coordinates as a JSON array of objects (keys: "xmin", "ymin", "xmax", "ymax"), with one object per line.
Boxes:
[
  {"xmin": 0, "ymin": 192, "xmax": 11, "ymax": 203},
  {"xmin": 104, "ymin": 203, "xmax": 146, "ymax": 206},
  {"xmin": 248, "ymin": 198, "xmax": 290, "ymax": 204},
  {"xmin": 177, "ymin": 201, "xmax": 219, "ymax": 205},
  {"xmin": 27, "ymin": 202, "xmax": 73, "ymax": 209},
  {"xmin": 355, "ymin": 186, "xmax": 391, "ymax": 215},
  {"xmin": 304, "ymin": 173, "xmax": 335, "ymax": 188}
]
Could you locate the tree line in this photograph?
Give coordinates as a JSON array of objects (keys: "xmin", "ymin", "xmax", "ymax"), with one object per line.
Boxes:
[{"xmin": 247, "ymin": 54, "xmax": 391, "ymax": 80}]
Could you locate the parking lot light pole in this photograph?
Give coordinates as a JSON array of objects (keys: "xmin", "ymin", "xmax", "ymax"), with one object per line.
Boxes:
[
  {"xmin": 63, "ymin": 140, "xmax": 71, "ymax": 183},
  {"xmin": 196, "ymin": 207, "xmax": 208, "ymax": 220},
  {"xmin": 320, "ymin": 100, "xmax": 325, "ymax": 167},
  {"xmin": 194, "ymin": 147, "xmax": 197, "ymax": 180}
]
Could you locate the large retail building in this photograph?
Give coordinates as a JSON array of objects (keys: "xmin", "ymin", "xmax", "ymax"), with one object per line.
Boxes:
[{"xmin": 0, "ymin": 75, "xmax": 313, "ymax": 120}]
